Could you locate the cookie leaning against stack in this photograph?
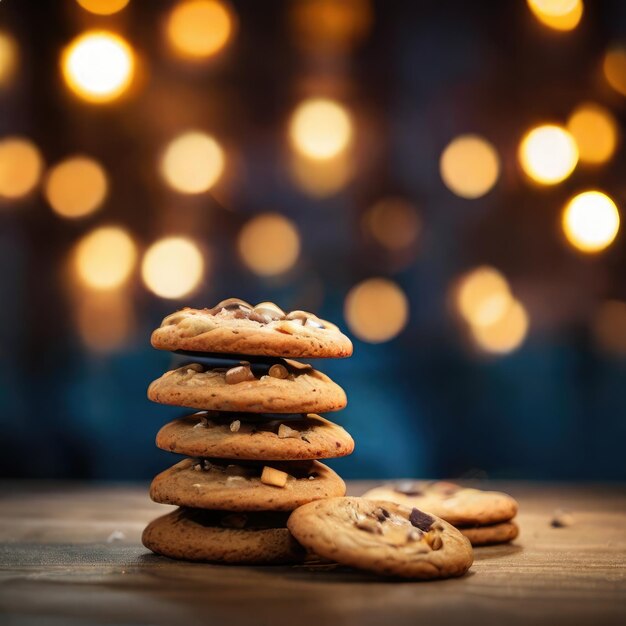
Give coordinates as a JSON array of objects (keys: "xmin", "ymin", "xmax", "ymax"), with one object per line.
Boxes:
[
  {"xmin": 362, "ymin": 481, "xmax": 519, "ymax": 546},
  {"xmin": 142, "ymin": 298, "xmax": 354, "ymax": 564}
]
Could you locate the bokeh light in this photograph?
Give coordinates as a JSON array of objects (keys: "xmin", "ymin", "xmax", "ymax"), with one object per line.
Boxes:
[
  {"xmin": 526, "ymin": 0, "xmax": 583, "ymax": 31},
  {"xmin": 362, "ymin": 197, "xmax": 421, "ymax": 251},
  {"xmin": 593, "ymin": 300, "xmax": 626, "ymax": 356},
  {"xmin": 76, "ymin": 291, "xmax": 134, "ymax": 353},
  {"xmin": 440, "ymin": 134, "xmax": 500, "ymax": 199},
  {"xmin": 290, "ymin": 0, "xmax": 373, "ymax": 54},
  {"xmin": 471, "ymin": 299, "xmax": 529, "ymax": 355},
  {"xmin": 344, "ymin": 278, "xmax": 409, "ymax": 343},
  {"xmin": 0, "ymin": 31, "xmax": 18, "ymax": 87},
  {"xmin": 166, "ymin": 0, "xmax": 234, "ymax": 60},
  {"xmin": 0, "ymin": 137, "xmax": 43, "ymax": 200},
  {"xmin": 76, "ymin": 0, "xmax": 131, "ymax": 15},
  {"xmin": 290, "ymin": 152, "xmax": 353, "ymax": 197},
  {"xmin": 518, "ymin": 124, "xmax": 578, "ymax": 184},
  {"xmin": 454, "ymin": 266, "xmax": 513, "ymax": 328},
  {"xmin": 61, "ymin": 31, "xmax": 135, "ymax": 103},
  {"xmin": 74, "ymin": 226, "xmax": 137, "ymax": 290},
  {"xmin": 562, "ymin": 190, "xmax": 620, "ymax": 253},
  {"xmin": 603, "ymin": 47, "xmax": 626, "ymax": 97},
  {"xmin": 160, "ymin": 131, "xmax": 225, "ymax": 194},
  {"xmin": 237, "ymin": 213, "xmax": 300, "ymax": 277},
  {"xmin": 141, "ymin": 237, "xmax": 205, "ymax": 299},
  {"xmin": 289, "ymin": 98, "xmax": 353, "ymax": 160},
  {"xmin": 567, "ymin": 103, "xmax": 618, "ymax": 165},
  {"xmin": 45, "ymin": 156, "xmax": 108, "ymax": 219}
]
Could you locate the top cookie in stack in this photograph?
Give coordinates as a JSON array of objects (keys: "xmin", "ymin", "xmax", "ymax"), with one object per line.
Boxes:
[
  {"xmin": 150, "ymin": 298, "xmax": 353, "ymax": 358},
  {"xmin": 143, "ymin": 298, "xmax": 354, "ymax": 565}
]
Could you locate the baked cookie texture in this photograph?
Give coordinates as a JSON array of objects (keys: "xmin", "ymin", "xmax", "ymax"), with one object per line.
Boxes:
[
  {"xmin": 156, "ymin": 412, "xmax": 354, "ymax": 461},
  {"xmin": 362, "ymin": 481, "xmax": 518, "ymax": 526},
  {"xmin": 458, "ymin": 521, "xmax": 519, "ymax": 546},
  {"xmin": 147, "ymin": 359, "xmax": 347, "ymax": 414},
  {"xmin": 150, "ymin": 458, "xmax": 346, "ymax": 511},
  {"xmin": 142, "ymin": 508, "xmax": 305, "ymax": 564},
  {"xmin": 151, "ymin": 299, "xmax": 353, "ymax": 358},
  {"xmin": 287, "ymin": 497, "xmax": 473, "ymax": 579}
]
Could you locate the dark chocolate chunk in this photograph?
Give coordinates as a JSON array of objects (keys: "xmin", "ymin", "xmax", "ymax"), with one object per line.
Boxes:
[
  {"xmin": 374, "ymin": 507, "xmax": 390, "ymax": 522},
  {"xmin": 409, "ymin": 508, "xmax": 434, "ymax": 531}
]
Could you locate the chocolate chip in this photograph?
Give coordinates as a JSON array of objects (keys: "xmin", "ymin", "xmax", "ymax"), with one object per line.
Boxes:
[
  {"xmin": 374, "ymin": 508, "xmax": 390, "ymax": 522},
  {"xmin": 409, "ymin": 508, "xmax": 434, "ymax": 531}
]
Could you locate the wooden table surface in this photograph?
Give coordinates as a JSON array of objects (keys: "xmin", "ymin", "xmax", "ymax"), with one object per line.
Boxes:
[{"xmin": 0, "ymin": 481, "xmax": 625, "ymax": 626}]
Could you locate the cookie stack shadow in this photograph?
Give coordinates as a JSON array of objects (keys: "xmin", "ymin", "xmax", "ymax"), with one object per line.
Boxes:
[{"xmin": 142, "ymin": 298, "xmax": 354, "ymax": 564}]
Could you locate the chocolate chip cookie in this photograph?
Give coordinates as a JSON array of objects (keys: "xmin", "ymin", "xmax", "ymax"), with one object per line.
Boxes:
[
  {"xmin": 147, "ymin": 359, "xmax": 347, "ymax": 414},
  {"xmin": 150, "ymin": 458, "xmax": 346, "ymax": 511},
  {"xmin": 287, "ymin": 497, "xmax": 473, "ymax": 579},
  {"xmin": 458, "ymin": 520, "xmax": 519, "ymax": 546},
  {"xmin": 142, "ymin": 508, "xmax": 305, "ymax": 564},
  {"xmin": 362, "ymin": 481, "xmax": 518, "ymax": 526},
  {"xmin": 156, "ymin": 412, "xmax": 354, "ymax": 461},
  {"xmin": 151, "ymin": 299, "xmax": 353, "ymax": 358}
]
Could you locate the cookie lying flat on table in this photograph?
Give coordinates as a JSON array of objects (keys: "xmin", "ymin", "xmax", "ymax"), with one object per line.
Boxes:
[
  {"xmin": 151, "ymin": 298, "xmax": 353, "ymax": 359},
  {"xmin": 147, "ymin": 359, "xmax": 347, "ymax": 414},
  {"xmin": 156, "ymin": 412, "xmax": 354, "ymax": 461},
  {"xmin": 142, "ymin": 508, "xmax": 305, "ymax": 564},
  {"xmin": 458, "ymin": 520, "xmax": 519, "ymax": 546},
  {"xmin": 150, "ymin": 458, "xmax": 345, "ymax": 511},
  {"xmin": 362, "ymin": 481, "xmax": 518, "ymax": 526},
  {"xmin": 287, "ymin": 497, "xmax": 473, "ymax": 579}
]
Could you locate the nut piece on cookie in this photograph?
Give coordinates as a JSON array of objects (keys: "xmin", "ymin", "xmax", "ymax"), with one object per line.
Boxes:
[
  {"xmin": 261, "ymin": 466, "xmax": 289, "ymax": 488},
  {"xmin": 225, "ymin": 364, "xmax": 255, "ymax": 385},
  {"xmin": 268, "ymin": 364, "xmax": 289, "ymax": 379}
]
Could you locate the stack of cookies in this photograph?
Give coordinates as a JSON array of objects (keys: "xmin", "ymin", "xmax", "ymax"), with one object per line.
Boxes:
[
  {"xmin": 363, "ymin": 481, "xmax": 519, "ymax": 546},
  {"xmin": 142, "ymin": 298, "xmax": 354, "ymax": 564}
]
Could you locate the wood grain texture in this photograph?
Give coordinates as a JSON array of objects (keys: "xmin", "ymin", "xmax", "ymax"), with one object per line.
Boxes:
[{"xmin": 0, "ymin": 481, "xmax": 625, "ymax": 626}]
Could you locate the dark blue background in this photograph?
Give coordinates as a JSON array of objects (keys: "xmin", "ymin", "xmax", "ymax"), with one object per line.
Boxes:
[{"xmin": 1, "ymin": 0, "xmax": 626, "ymax": 481}]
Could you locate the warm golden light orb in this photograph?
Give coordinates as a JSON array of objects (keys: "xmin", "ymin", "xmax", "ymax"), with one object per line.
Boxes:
[
  {"xmin": 141, "ymin": 237, "xmax": 205, "ymax": 299},
  {"xmin": 289, "ymin": 98, "xmax": 353, "ymax": 160},
  {"xmin": 77, "ymin": 292, "xmax": 134, "ymax": 353},
  {"xmin": 567, "ymin": 103, "xmax": 618, "ymax": 165},
  {"xmin": 440, "ymin": 134, "xmax": 500, "ymax": 199},
  {"xmin": 344, "ymin": 278, "xmax": 409, "ymax": 343},
  {"xmin": 363, "ymin": 197, "xmax": 421, "ymax": 251},
  {"xmin": 74, "ymin": 226, "xmax": 137, "ymax": 290},
  {"xmin": 518, "ymin": 124, "xmax": 578, "ymax": 184},
  {"xmin": 0, "ymin": 137, "xmax": 43, "ymax": 200},
  {"xmin": 61, "ymin": 31, "xmax": 135, "ymax": 103},
  {"xmin": 603, "ymin": 47, "xmax": 626, "ymax": 97},
  {"xmin": 562, "ymin": 191, "xmax": 620, "ymax": 253},
  {"xmin": 161, "ymin": 131, "xmax": 225, "ymax": 194},
  {"xmin": 471, "ymin": 299, "xmax": 529, "ymax": 355},
  {"xmin": 166, "ymin": 0, "xmax": 234, "ymax": 60},
  {"xmin": 237, "ymin": 213, "xmax": 300, "ymax": 277},
  {"xmin": 290, "ymin": 152, "xmax": 353, "ymax": 197},
  {"xmin": 526, "ymin": 0, "xmax": 583, "ymax": 31},
  {"xmin": 45, "ymin": 156, "xmax": 108, "ymax": 219},
  {"xmin": 0, "ymin": 31, "xmax": 18, "ymax": 86},
  {"xmin": 76, "ymin": 0, "xmax": 131, "ymax": 15},
  {"xmin": 455, "ymin": 266, "xmax": 513, "ymax": 328}
]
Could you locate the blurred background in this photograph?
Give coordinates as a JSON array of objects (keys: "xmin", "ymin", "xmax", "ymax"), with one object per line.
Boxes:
[{"xmin": 1, "ymin": 0, "xmax": 626, "ymax": 482}]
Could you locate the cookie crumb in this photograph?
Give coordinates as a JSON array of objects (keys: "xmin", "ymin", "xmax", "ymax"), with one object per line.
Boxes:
[
  {"xmin": 106, "ymin": 530, "xmax": 125, "ymax": 543},
  {"xmin": 551, "ymin": 509, "xmax": 575, "ymax": 528},
  {"xmin": 230, "ymin": 420, "xmax": 241, "ymax": 433}
]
